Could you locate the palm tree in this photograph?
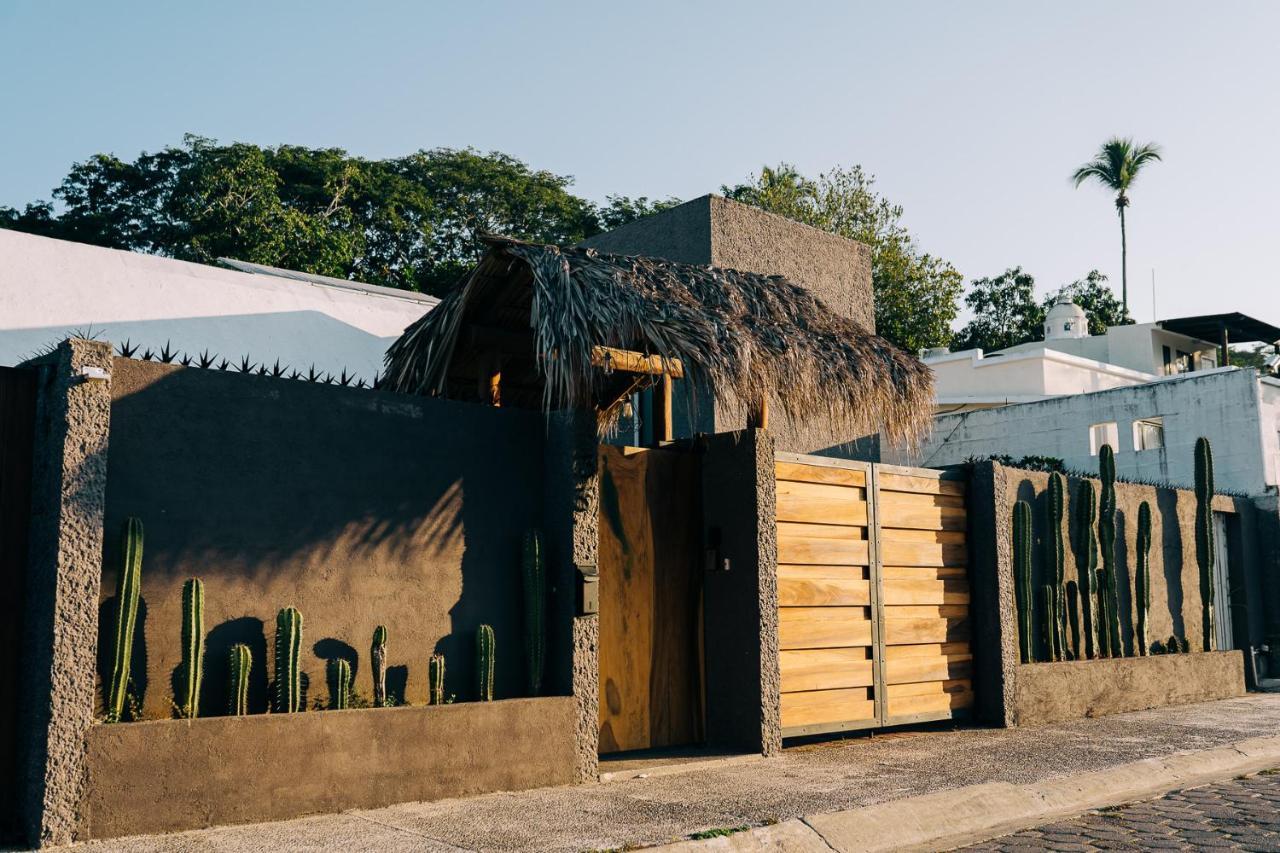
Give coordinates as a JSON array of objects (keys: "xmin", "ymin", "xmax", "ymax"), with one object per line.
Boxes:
[{"xmin": 1072, "ymin": 137, "xmax": 1163, "ymax": 311}]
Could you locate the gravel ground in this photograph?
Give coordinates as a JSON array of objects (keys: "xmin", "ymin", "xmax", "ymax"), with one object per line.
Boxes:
[{"xmin": 63, "ymin": 695, "xmax": 1280, "ymax": 853}]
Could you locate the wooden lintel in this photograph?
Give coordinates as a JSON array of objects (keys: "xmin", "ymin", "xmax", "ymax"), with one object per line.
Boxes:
[{"xmin": 591, "ymin": 346, "xmax": 684, "ymax": 379}]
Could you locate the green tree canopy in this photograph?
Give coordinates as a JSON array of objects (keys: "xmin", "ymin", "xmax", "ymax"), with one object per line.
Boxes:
[
  {"xmin": 722, "ymin": 164, "xmax": 963, "ymax": 353},
  {"xmin": 1046, "ymin": 270, "xmax": 1133, "ymax": 336}
]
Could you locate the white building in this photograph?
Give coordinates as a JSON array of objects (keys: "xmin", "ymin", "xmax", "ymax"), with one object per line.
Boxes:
[{"xmin": 0, "ymin": 229, "xmax": 437, "ymax": 382}]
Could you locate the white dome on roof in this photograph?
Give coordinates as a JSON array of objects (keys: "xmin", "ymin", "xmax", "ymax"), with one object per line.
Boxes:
[{"xmin": 1045, "ymin": 295, "xmax": 1088, "ymax": 340}]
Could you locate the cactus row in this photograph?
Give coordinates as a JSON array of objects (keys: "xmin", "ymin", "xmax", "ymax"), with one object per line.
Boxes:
[
  {"xmin": 1013, "ymin": 501, "xmax": 1034, "ymax": 663},
  {"xmin": 1194, "ymin": 437, "xmax": 1216, "ymax": 651},
  {"xmin": 274, "ymin": 607, "xmax": 303, "ymax": 713},
  {"xmin": 107, "ymin": 517, "xmax": 144, "ymax": 723},
  {"xmin": 476, "ymin": 624, "xmax": 496, "ymax": 701},
  {"xmin": 1136, "ymin": 501, "xmax": 1152, "ymax": 656},
  {"xmin": 371, "ymin": 625, "xmax": 388, "ymax": 708},
  {"xmin": 1065, "ymin": 580, "xmax": 1081, "ymax": 661},
  {"xmin": 1073, "ymin": 480, "xmax": 1099, "ymax": 660},
  {"xmin": 1097, "ymin": 445, "xmax": 1122, "ymax": 657},
  {"xmin": 328, "ymin": 658, "xmax": 352, "ymax": 710},
  {"xmin": 428, "ymin": 653, "xmax": 446, "ymax": 705},
  {"xmin": 1045, "ymin": 473, "xmax": 1067, "ymax": 660},
  {"xmin": 229, "ymin": 644, "xmax": 252, "ymax": 715},
  {"xmin": 523, "ymin": 529, "xmax": 546, "ymax": 696},
  {"xmin": 179, "ymin": 577, "xmax": 204, "ymax": 719}
]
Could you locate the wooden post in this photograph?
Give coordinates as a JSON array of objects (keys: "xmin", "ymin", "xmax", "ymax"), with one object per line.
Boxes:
[
  {"xmin": 655, "ymin": 374, "xmax": 674, "ymax": 443},
  {"xmin": 488, "ymin": 368, "xmax": 501, "ymax": 407},
  {"xmin": 1220, "ymin": 322, "xmax": 1231, "ymax": 367},
  {"xmin": 748, "ymin": 397, "xmax": 769, "ymax": 431}
]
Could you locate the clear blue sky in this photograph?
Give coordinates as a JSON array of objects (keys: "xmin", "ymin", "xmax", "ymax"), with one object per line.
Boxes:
[{"xmin": 3, "ymin": 1, "xmax": 1278, "ymax": 327}]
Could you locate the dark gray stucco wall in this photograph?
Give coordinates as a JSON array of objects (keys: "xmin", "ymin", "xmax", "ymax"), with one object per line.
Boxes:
[
  {"xmin": 966, "ymin": 462, "xmax": 1017, "ymax": 726},
  {"xmin": 1253, "ymin": 495, "xmax": 1280, "ymax": 672},
  {"xmin": 580, "ymin": 195, "xmax": 715, "ymax": 266},
  {"xmin": 17, "ymin": 340, "xmax": 113, "ymax": 847},
  {"xmin": 700, "ymin": 429, "xmax": 781, "ymax": 756}
]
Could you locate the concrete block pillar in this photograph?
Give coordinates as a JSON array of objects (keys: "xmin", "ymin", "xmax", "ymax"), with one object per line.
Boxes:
[
  {"xmin": 966, "ymin": 461, "xmax": 1018, "ymax": 727},
  {"xmin": 17, "ymin": 339, "xmax": 112, "ymax": 846},
  {"xmin": 700, "ymin": 429, "xmax": 782, "ymax": 756}
]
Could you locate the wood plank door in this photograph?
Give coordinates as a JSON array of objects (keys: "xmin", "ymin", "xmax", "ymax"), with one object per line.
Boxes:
[
  {"xmin": 597, "ymin": 445, "xmax": 703, "ymax": 754},
  {"xmin": 775, "ymin": 453, "xmax": 973, "ymax": 738}
]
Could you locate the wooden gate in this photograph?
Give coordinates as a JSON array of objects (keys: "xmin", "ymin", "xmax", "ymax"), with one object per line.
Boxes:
[
  {"xmin": 775, "ymin": 452, "xmax": 972, "ymax": 738},
  {"xmin": 597, "ymin": 445, "xmax": 703, "ymax": 754},
  {"xmin": 0, "ymin": 367, "xmax": 36, "ymax": 840}
]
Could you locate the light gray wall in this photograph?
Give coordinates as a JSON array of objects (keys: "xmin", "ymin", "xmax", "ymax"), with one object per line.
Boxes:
[{"xmin": 893, "ymin": 369, "xmax": 1274, "ymax": 496}]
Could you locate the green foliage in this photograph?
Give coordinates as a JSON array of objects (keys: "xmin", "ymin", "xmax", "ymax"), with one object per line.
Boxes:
[
  {"xmin": 228, "ymin": 644, "xmax": 251, "ymax": 716},
  {"xmin": 1066, "ymin": 580, "xmax": 1082, "ymax": 660},
  {"xmin": 523, "ymin": 529, "xmax": 546, "ymax": 696},
  {"xmin": 328, "ymin": 658, "xmax": 351, "ymax": 710},
  {"xmin": 1136, "ymin": 501, "xmax": 1153, "ymax": 656},
  {"xmin": 1045, "ymin": 473, "xmax": 1067, "ymax": 661},
  {"xmin": 1013, "ymin": 500, "xmax": 1034, "ymax": 663},
  {"xmin": 273, "ymin": 607, "xmax": 303, "ymax": 713},
  {"xmin": 1073, "ymin": 480, "xmax": 1100, "ymax": 659},
  {"xmin": 594, "ymin": 195, "xmax": 683, "ymax": 231},
  {"xmin": 1194, "ymin": 437, "xmax": 1216, "ymax": 651},
  {"xmin": 722, "ymin": 163, "xmax": 963, "ymax": 352},
  {"xmin": 951, "ymin": 267, "xmax": 1042, "ymax": 353},
  {"xmin": 107, "ymin": 517, "xmax": 144, "ymax": 723},
  {"xmin": 1047, "ymin": 271, "xmax": 1133, "ymax": 335},
  {"xmin": 476, "ymin": 624, "xmax": 495, "ymax": 701},
  {"xmin": 179, "ymin": 577, "xmax": 204, "ymax": 719},
  {"xmin": 371, "ymin": 625, "xmax": 388, "ymax": 708},
  {"xmin": 428, "ymin": 654, "xmax": 446, "ymax": 706},
  {"xmin": 1097, "ymin": 445, "xmax": 1122, "ymax": 657}
]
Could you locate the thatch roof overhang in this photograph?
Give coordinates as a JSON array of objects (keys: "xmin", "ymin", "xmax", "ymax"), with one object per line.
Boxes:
[{"xmin": 383, "ymin": 236, "xmax": 934, "ymax": 444}]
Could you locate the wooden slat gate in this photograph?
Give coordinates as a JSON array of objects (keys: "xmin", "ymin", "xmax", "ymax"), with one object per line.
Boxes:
[{"xmin": 775, "ymin": 452, "xmax": 973, "ymax": 738}]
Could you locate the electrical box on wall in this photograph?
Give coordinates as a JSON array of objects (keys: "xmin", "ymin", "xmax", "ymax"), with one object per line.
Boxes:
[{"xmin": 576, "ymin": 562, "xmax": 598, "ymax": 615}]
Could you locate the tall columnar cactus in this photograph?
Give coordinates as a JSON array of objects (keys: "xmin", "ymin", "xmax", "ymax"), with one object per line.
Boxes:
[
  {"xmin": 428, "ymin": 654, "xmax": 446, "ymax": 706},
  {"xmin": 1012, "ymin": 501, "xmax": 1034, "ymax": 663},
  {"xmin": 1073, "ymin": 480, "xmax": 1099, "ymax": 659},
  {"xmin": 1195, "ymin": 436, "xmax": 1216, "ymax": 651},
  {"xmin": 1066, "ymin": 580, "xmax": 1082, "ymax": 661},
  {"xmin": 1039, "ymin": 585, "xmax": 1055, "ymax": 661},
  {"xmin": 273, "ymin": 607, "xmax": 303, "ymax": 713},
  {"xmin": 1045, "ymin": 473, "xmax": 1067, "ymax": 661},
  {"xmin": 228, "ymin": 644, "xmax": 251, "ymax": 716},
  {"xmin": 107, "ymin": 517, "xmax": 144, "ymax": 723},
  {"xmin": 523, "ymin": 529, "xmax": 546, "ymax": 696},
  {"xmin": 1097, "ymin": 445, "xmax": 1122, "ymax": 657},
  {"xmin": 371, "ymin": 625, "xmax": 388, "ymax": 708},
  {"xmin": 328, "ymin": 658, "xmax": 351, "ymax": 710},
  {"xmin": 1135, "ymin": 501, "xmax": 1153, "ymax": 656},
  {"xmin": 179, "ymin": 577, "xmax": 205, "ymax": 719},
  {"xmin": 476, "ymin": 624, "xmax": 495, "ymax": 701}
]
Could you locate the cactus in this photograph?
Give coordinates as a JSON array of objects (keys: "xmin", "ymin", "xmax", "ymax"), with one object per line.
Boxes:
[
  {"xmin": 1012, "ymin": 501, "xmax": 1034, "ymax": 663},
  {"xmin": 428, "ymin": 653, "xmax": 446, "ymax": 706},
  {"xmin": 273, "ymin": 607, "xmax": 303, "ymax": 713},
  {"xmin": 1073, "ymin": 480, "xmax": 1100, "ymax": 659},
  {"xmin": 1039, "ymin": 585, "xmax": 1055, "ymax": 662},
  {"xmin": 106, "ymin": 517, "xmax": 144, "ymax": 722},
  {"xmin": 179, "ymin": 577, "xmax": 205, "ymax": 719},
  {"xmin": 1045, "ymin": 473, "xmax": 1067, "ymax": 661},
  {"xmin": 228, "ymin": 644, "xmax": 251, "ymax": 715},
  {"xmin": 1135, "ymin": 501, "xmax": 1153, "ymax": 656},
  {"xmin": 1097, "ymin": 445, "xmax": 1123, "ymax": 656},
  {"xmin": 371, "ymin": 625, "xmax": 388, "ymax": 707},
  {"xmin": 1066, "ymin": 580, "xmax": 1081, "ymax": 660},
  {"xmin": 1194, "ymin": 437, "xmax": 1216, "ymax": 651},
  {"xmin": 523, "ymin": 529, "xmax": 546, "ymax": 696},
  {"xmin": 328, "ymin": 658, "xmax": 351, "ymax": 710},
  {"xmin": 476, "ymin": 624, "xmax": 495, "ymax": 701}
]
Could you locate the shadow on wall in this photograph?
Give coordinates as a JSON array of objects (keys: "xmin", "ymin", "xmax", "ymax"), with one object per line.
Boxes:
[
  {"xmin": 1157, "ymin": 489, "xmax": 1186, "ymax": 641},
  {"xmin": 99, "ymin": 360, "xmax": 546, "ymax": 718}
]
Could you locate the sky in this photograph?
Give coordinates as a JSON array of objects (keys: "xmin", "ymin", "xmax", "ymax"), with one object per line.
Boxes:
[{"xmin": 2, "ymin": 1, "xmax": 1278, "ymax": 328}]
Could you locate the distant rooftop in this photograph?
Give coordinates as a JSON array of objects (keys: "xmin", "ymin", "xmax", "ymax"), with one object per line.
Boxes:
[
  {"xmin": 1158, "ymin": 313, "xmax": 1280, "ymax": 346},
  {"xmin": 217, "ymin": 258, "xmax": 440, "ymax": 307}
]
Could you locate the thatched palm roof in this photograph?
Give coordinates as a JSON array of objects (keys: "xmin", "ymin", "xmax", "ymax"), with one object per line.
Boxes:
[{"xmin": 384, "ymin": 236, "xmax": 933, "ymax": 444}]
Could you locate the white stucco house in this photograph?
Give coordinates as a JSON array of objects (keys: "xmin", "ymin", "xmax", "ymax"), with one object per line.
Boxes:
[
  {"xmin": 0, "ymin": 229, "xmax": 437, "ymax": 381},
  {"xmin": 890, "ymin": 298, "xmax": 1280, "ymax": 496}
]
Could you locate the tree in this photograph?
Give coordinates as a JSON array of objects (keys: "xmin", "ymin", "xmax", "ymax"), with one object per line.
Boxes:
[
  {"xmin": 1045, "ymin": 270, "xmax": 1132, "ymax": 336},
  {"xmin": 594, "ymin": 195, "xmax": 683, "ymax": 231},
  {"xmin": 722, "ymin": 164, "xmax": 963, "ymax": 352},
  {"xmin": 951, "ymin": 267, "xmax": 1042, "ymax": 353},
  {"xmin": 1072, "ymin": 137, "xmax": 1163, "ymax": 311}
]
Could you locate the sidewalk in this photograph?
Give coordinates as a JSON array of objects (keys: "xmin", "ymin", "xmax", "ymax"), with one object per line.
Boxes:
[{"xmin": 65, "ymin": 694, "xmax": 1280, "ymax": 852}]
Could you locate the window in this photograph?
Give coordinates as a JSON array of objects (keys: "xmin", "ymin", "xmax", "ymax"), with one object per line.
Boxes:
[
  {"xmin": 1133, "ymin": 417, "xmax": 1165, "ymax": 451},
  {"xmin": 1089, "ymin": 422, "xmax": 1119, "ymax": 456},
  {"xmin": 1163, "ymin": 345, "xmax": 1173, "ymax": 375}
]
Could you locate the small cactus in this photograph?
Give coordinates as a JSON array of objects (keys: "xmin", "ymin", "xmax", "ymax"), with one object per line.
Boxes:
[
  {"xmin": 523, "ymin": 529, "xmax": 546, "ymax": 695},
  {"xmin": 1073, "ymin": 480, "xmax": 1099, "ymax": 659},
  {"xmin": 1098, "ymin": 445, "xmax": 1123, "ymax": 657},
  {"xmin": 428, "ymin": 653, "xmax": 446, "ymax": 706},
  {"xmin": 1045, "ymin": 473, "xmax": 1067, "ymax": 661},
  {"xmin": 371, "ymin": 625, "xmax": 388, "ymax": 707},
  {"xmin": 1066, "ymin": 580, "xmax": 1081, "ymax": 661},
  {"xmin": 1135, "ymin": 501, "xmax": 1153, "ymax": 656},
  {"xmin": 1194, "ymin": 437, "xmax": 1216, "ymax": 651},
  {"xmin": 1040, "ymin": 585, "xmax": 1055, "ymax": 662},
  {"xmin": 1012, "ymin": 501, "xmax": 1034, "ymax": 663},
  {"xmin": 179, "ymin": 578, "xmax": 204, "ymax": 719},
  {"xmin": 228, "ymin": 644, "xmax": 252, "ymax": 715},
  {"xmin": 328, "ymin": 658, "xmax": 351, "ymax": 710},
  {"xmin": 107, "ymin": 517, "xmax": 144, "ymax": 722},
  {"xmin": 476, "ymin": 624, "xmax": 495, "ymax": 701},
  {"xmin": 273, "ymin": 607, "xmax": 303, "ymax": 713}
]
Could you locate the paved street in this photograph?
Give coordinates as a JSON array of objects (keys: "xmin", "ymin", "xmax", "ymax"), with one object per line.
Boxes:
[{"xmin": 964, "ymin": 770, "xmax": 1280, "ymax": 852}]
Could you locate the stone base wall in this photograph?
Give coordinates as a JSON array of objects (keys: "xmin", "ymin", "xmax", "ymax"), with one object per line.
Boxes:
[
  {"xmin": 80, "ymin": 697, "xmax": 576, "ymax": 841},
  {"xmin": 1012, "ymin": 651, "xmax": 1247, "ymax": 727}
]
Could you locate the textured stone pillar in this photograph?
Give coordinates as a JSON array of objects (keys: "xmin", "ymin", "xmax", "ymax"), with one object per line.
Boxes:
[
  {"xmin": 17, "ymin": 340, "xmax": 112, "ymax": 846},
  {"xmin": 1252, "ymin": 495, "xmax": 1280, "ymax": 673},
  {"xmin": 967, "ymin": 461, "xmax": 1018, "ymax": 726}
]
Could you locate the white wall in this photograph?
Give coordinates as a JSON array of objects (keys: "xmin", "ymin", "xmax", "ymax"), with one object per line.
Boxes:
[
  {"xmin": 890, "ymin": 368, "xmax": 1274, "ymax": 496},
  {"xmin": 0, "ymin": 230, "xmax": 437, "ymax": 382},
  {"xmin": 927, "ymin": 347, "xmax": 1153, "ymax": 409}
]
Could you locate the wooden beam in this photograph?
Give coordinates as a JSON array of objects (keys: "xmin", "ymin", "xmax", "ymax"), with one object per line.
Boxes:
[
  {"xmin": 591, "ymin": 346, "xmax": 684, "ymax": 379},
  {"xmin": 656, "ymin": 373, "xmax": 674, "ymax": 443},
  {"xmin": 748, "ymin": 397, "xmax": 770, "ymax": 431}
]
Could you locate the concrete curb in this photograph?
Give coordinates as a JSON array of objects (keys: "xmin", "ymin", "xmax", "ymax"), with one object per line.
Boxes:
[{"xmin": 654, "ymin": 734, "xmax": 1280, "ymax": 852}]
